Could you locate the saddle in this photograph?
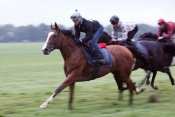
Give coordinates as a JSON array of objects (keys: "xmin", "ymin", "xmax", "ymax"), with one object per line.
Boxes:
[
  {"xmin": 83, "ymin": 43, "xmax": 112, "ymax": 67},
  {"xmin": 127, "ymin": 41, "xmax": 150, "ymax": 66}
]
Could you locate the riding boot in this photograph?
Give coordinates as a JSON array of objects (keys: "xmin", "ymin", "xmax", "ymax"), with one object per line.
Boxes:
[
  {"xmin": 92, "ymin": 47, "xmax": 106, "ymax": 65},
  {"xmin": 89, "ymin": 42, "xmax": 106, "ymax": 65},
  {"xmin": 86, "ymin": 27, "xmax": 106, "ymax": 65},
  {"xmin": 132, "ymin": 42, "xmax": 149, "ymax": 66}
]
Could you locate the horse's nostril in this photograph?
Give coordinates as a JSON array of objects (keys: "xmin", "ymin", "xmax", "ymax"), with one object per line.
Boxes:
[
  {"xmin": 42, "ymin": 48, "xmax": 49, "ymax": 55},
  {"xmin": 45, "ymin": 48, "xmax": 48, "ymax": 51}
]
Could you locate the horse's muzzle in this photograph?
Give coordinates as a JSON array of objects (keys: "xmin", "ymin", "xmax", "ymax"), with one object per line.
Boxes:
[{"xmin": 42, "ymin": 48, "xmax": 50, "ymax": 55}]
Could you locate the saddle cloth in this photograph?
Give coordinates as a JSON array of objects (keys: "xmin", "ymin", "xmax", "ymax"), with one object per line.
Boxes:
[{"xmin": 83, "ymin": 46, "xmax": 112, "ymax": 67}]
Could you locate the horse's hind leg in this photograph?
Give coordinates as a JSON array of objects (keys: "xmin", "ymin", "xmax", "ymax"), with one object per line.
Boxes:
[
  {"xmin": 125, "ymin": 78, "xmax": 136, "ymax": 105},
  {"xmin": 112, "ymin": 73, "xmax": 127, "ymax": 101},
  {"xmin": 119, "ymin": 72, "xmax": 136, "ymax": 105},
  {"xmin": 163, "ymin": 68, "xmax": 175, "ymax": 85},
  {"xmin": 138, "ymin": 70, "xmax": 151, "ymax": 87},
  {"xmin": 68, "ymin": 83, "xmax": 75, "ymax": 110},
  {"xmin": 146, "ymin": 71, "xmax": 152, "ymax": 85},
  {"xmin": 150, "ymin": 71, "xmax": 158, "ymax": 90}
]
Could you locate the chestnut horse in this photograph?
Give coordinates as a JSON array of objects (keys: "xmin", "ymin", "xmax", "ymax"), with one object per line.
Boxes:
[{"xmin": 40, "ymin": 23, "xmax": 138, "ymax": 109}]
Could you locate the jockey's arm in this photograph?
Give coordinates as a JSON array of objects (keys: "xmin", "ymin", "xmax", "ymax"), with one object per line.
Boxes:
[
  {"xmin": 162, "ymin": 33, "xmax": 171, "ymax": 39},
  {"xmin": 119, "ymin": 26, "xmax": 128, "ymax": 40},
  {"xmin": 158, "ymin": 33, "xmax": 171, "ymax": 40},
  {"xmin": 164, "ymin": 28, "xmax": 174, "ymax": 39},
  {"xmin": 82, "ymin": 23, "xmax": 94, "ymax": 43},
  {"xmin": 82, "ymin": 33, "xmax": 93, "ymax": 43},
  {"xmin": 111, "ymin": 31, "xmax": 117, "ymax": 41},
  {"xmin": 75, "ymin": 26, "xmax": 81, "ymax": 40},
  {"xmin": 158, "ymin": 32, "xmax": 163, "ymax": 38},
  {"xmin": 157, "ymin": 28, "xmax": 164, "ymax": 39}
]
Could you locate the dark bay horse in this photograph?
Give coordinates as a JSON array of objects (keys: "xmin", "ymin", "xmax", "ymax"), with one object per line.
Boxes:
[
  {"xmin": 124, "ymin": 32, "xmax": 175, "ymax": 89},
  {"xmin": 136, "ymin": 33, "xmax": 175, "ymax": 89},
  {"xmin": 40, "ymin": 23, "xmax": 138, "ymax": 109},
  {"xmin": 109, "ymin": 29, "xmax": 175, "ymax": 89}
]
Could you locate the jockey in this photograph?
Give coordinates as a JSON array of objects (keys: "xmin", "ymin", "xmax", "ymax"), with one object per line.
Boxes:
[
  {"xmin": 70, "ymin": 10, "xmax": 106, "ymax": 64},
  {"xmin": 157, "ymin": 19, "xmax": 175, "ymax": 42},
  {"xmin": 109, "ymin": 15, "xmax": 149, "ymax": 64},
  {"xmin": 110, "ymin": 15, "xmax": 136, "ymax": 41}
]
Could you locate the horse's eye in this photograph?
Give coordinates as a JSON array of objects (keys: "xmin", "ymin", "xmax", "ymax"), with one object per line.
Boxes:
[{"xmin": 53, "ymin": 35, "xmax": 57, "ymax": 38}]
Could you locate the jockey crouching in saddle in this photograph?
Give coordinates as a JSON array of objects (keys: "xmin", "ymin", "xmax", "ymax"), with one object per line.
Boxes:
[
  {"xmin": 157, "ymin": 19, "xmax": 175, "ymax": 42},
  {"xmin": 70, "ymin": 10, "xmax": 108, "ymax": 65},
  {"xmin": 110, "ymin": 15, "xmax": 132, "ymax": 41},
  {"xmin": 109, "ymin": 15, "xmax": 149, "ymax": 65}
]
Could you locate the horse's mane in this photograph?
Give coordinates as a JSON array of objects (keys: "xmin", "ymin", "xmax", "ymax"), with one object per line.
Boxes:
[
  {"xmin": 60, "ymin": 29, "xmax": 82, "ymax": 47},
  {"xmin": 61, "ymin": 29, "xmax": 75, "ymax": 38},
  {"xmin": 139, "ymin": 32, "xmax": 158, "ymax": 39}
]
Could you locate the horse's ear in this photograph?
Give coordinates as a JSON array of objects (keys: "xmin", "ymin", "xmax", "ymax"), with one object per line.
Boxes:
[
  {"xmin": 54, "ymin": 22, "xmax": 60, "ymax": 32},
  {"xmin": 51, "ymin": 23, "xmax": 53, "ymax": 29}
]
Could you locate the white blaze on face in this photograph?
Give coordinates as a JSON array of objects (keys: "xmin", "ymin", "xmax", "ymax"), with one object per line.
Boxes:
[{"xmin": 42, "ymin": 31, "xmax": 55, "ymax": 50}]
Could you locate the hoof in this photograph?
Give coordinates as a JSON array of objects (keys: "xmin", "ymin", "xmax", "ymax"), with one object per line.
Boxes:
[
  {"xmin": 146, "ymin": 81, "xmax": 150, "ymax": 85},
  {"xmin": 68, "ymin": 106, "xmax": 74, "ymax": 110},
  {"xmin": 139, "ymin": 88, "xmax": 145, "ymax": 93},
  {"xmin": 153, "ymin": 86, "xmax": 158, "ymax": 90},
  {"xmin": 40, "ymin": 103, "xmax": 48, "ymax": 109},
  {"xmin": 136, "ymin": 87, "xmax": 145, "ymax": 94},
  {"xmin": 128, "ymin": 101, "xmax": 133, "ymax": 106}
]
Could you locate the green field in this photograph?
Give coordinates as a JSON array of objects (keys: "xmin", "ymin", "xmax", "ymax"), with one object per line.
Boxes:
[{"xmin": 1, "ymin": 43, "xmax": 175, "ymax": 117}]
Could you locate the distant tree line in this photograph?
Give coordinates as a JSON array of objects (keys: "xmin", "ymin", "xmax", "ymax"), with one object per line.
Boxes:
[
  {"xmin": 0, "ymin": 23, "xmax": 157, "ymax": 42},
  {"xmin": 0, "ymin": 24, "xmax": 51, "ymax": 42}
]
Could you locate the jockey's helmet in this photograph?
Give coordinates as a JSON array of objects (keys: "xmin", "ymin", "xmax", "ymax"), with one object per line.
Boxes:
[
  {"xmin": 158, "ymin": 19, "xmax": 166, "ymax": 25},
  {"xmin": 110, "ymin": 15, "xmax": 119, "ymax": 25},
  {"xmin": 70, "ymin": 9, "xmax": 82, "ymax": 24}
]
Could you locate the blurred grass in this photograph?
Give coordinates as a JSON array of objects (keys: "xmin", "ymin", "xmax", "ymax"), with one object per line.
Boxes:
[{"xmin": 0, "ymin": 43, "xmax": 175, "ymax": 117}]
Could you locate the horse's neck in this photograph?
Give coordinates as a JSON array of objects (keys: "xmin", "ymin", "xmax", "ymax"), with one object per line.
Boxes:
[
  {"xmin": 141, "ymin": 33, "xmax": 158, "ymax": 40},
  {"xmin": 59, "ymin": 36, "xmax": 80, "ymax": 60}
]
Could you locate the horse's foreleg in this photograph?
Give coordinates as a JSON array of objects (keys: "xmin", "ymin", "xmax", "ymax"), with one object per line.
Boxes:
[
  {"xmin": 68, "ymin": 83, "xmax": 75, "ymax": 110},
  {"xmin": 112, "ymin": 73, "xmax": 127, "ymax": 101},
  {"xmin": 126, "ymin": 79, "xmax": 135, "ymax": 105},
  {"xmin": 151, "ymin": 71, "xmax": 158, "ymax": 90},
  {"xmin": 135, "ymin": 70, "xmax": 151, "ymax": 93},
  {"xmin": 139, "ymin": 70, "xmax": 151, "ymax": 87},
  {"xmin": 165, "ymin": 68, "xmax": 175, "ymax": 85},
  {"xmin": 146, "ymin": 71, "xmax": 152, "ymax": 85},
  {"xmin": 40, "ymin": 73, "xmax": 76, "ymax": 109}
]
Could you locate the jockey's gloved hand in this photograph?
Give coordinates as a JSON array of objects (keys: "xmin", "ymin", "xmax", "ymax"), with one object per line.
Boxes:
[
  {"xmin": 74, "ymin": 39, "xmax": 82, "ymax": 45},
  {"xmin": 82, "ymin": 38, "xmax": 89, "ymax": 44},
  {"xmin": 158, "ymin": 36, "xmax": 164, "ymax": 40},
  {"xmin": 82, "ymin": 41, "xmax": 91, "ymax": 47}
]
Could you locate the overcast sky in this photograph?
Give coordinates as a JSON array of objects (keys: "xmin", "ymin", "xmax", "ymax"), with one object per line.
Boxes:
[{"xmin": 0, "ymin": 0, "xmax": 174, "ymax": 26}]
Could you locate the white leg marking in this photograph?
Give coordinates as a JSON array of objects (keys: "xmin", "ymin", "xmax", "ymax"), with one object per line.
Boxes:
[
  {"xmin": 132, "ymin": 58, "xmax": 136, "ymax": 70},
  {"xmin": 40, "ymin": 94, "xmax": 54, "ymax": 109}
]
